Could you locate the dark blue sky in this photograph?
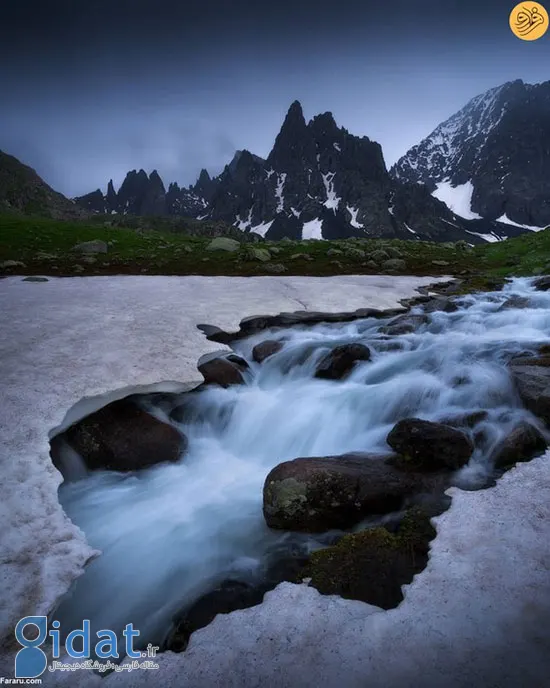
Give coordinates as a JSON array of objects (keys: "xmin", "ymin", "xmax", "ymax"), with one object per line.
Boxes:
[{"xmin": 1, "ymin": 0, "xmax": 549, "ymax": 196}]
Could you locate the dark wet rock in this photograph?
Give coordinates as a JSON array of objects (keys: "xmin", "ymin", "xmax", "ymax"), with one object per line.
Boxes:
[
  {"xmin": 497, "ymin": 295, "xmax": 531, "ymax": 311},
  {"xmin": 165, "ymin": 548, "xmax": 308, "ymax": 652},
  {"xmin": 166, "ymin": 581, "xmax": 265, "ymax": 652},
  {"xmin": 300, "ymin": 506, "xmax": 437, "ymax": 609},
  {"xmin": 263, "ymin": 453, "xmax": 450, "ymax": 532},
  {"xmin": 197, "ymin": 352, "xmax": 246, "ymax": 388},
  {"xmin": 533, "ymin": 276, "xmax": 550, "ymax": 291},
  {"xmin": 314, "ymin": 343, "xmax": 371, "ymax": 380},
  {"xmin": 22, "ymin": 276, "xmax": 49, "ymax": 282},
  {"xmin": 386, "ymin": 418, "xmax": 474, "ymax": 471},
  {"xmin": 422, "ymin": 297, "xmax": 459, "ymax": 314},
  {"xmin": 252, "ymin": 339, "xmax": 284, "ymax": 363},
  {"xmin": 509, "ymin": 363, "xmax": 550, "ymax": 424},
  {"xmin": 379, "ymin": 313, "xmax": 428, "ymax": 336},
  {"xmin": 53, "ymin": 398, "xmax": 186, "ymax": 473},
  {"xmin": 510, "ymin": 355, "xmax": 550, "ymax": 368},
  {"xmin": 490, "ymin": 421, "xmax": 547, "ymax": 470},
  {"xmin": 440, "ymin": 410, "xmax": 489, "ymax": 429},
  {"xmin": 225, "ymin": 354, "xmax": 249, "ymax": 369},
  {"xmin": 196, "ymin": 324, "xmax": 234, "ymax": 345}
]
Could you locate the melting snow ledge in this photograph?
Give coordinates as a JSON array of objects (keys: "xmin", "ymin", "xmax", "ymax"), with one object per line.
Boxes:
[{"xmin": 1, "ymin": 274, "xmax": 549, "ymax": 687}]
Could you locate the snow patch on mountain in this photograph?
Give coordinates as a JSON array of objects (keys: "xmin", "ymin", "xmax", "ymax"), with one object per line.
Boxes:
[
  {"xmin": 432, "ymin": 181, "xmax": 482, "ymax": 220},
  {"xmin": 302, "ymin": 218, "xmax": 323, "ymax": 240},
  {"xmin": 465, "ymin": 230, "xmax": 501, "ymax": 243},
  {"xmin": 346, "ymin": 206, "xmax": 364, "ymax": 229},
  {"xmin": 275, "ymin": 174, "xmax": 287, "ymax": 213},
  {"xmin": 496, "ymin": 214, "xmax": 545, "ymax": 232},
  {"xmin": 250, "ymin": 220, "xmax": 274, "ymax": 237},
  {"xmin": 322, "ymin": 173, "xmax": 340, "ymax": 211}
]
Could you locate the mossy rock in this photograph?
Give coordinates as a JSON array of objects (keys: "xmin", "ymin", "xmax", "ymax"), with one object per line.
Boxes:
[{"xmin": 300, "ymin": 507, "xmax": 436, "ymax": 609}]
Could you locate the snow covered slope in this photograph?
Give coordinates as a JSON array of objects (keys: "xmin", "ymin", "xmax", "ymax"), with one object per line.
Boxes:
[{"xmin": 392, "ymin": 79, "xmax": 550, "ymax": 230}]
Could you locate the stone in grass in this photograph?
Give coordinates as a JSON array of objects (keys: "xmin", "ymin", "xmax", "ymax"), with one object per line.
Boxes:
[
  {"xmin": 290, "ymin": 253, "xmax": 314, "ymax": 261},
  {"xmin": 206, "ymin": 237, "xmax": 241, "ymax": 252},
  {"xmin": 0, "ymin": 260, "xmax": 26, "ymax": 269},
  {"xmin": 71, "ymin": 240, "xmax": 108, "ymax": 254},
  {"xmin": 263, "ymin": 263, "xmax": 287, "ymax": 274},
  {"xmin": 243, "ymin": 247, "xmax": 272, "ymax": 262},
  {"xmin": 52, "ymin": 397, "xmax": 186, "ymax": 473},
  {"xmin": 431, "ymin": 260, "xmax": 450, "ymax": 267},
  {"xmin": 315, "ymin": 343, "xmax": 371, "ymax": 380},
  {"xmin": 386, "ymin": 418, "xmax": 474, "ymax": 471},
  {"xmin": 381, "ymin": 258, "xmax": 407, "ymax": 272},
  {"xmin": 300, "ymin": 507, "xmax": 437, "ymax": 609}
]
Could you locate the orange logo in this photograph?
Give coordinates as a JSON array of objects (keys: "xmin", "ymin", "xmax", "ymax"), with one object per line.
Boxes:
[{"xmin": 510, "ymin": 2, "xmax": 548, "ymax": 40}]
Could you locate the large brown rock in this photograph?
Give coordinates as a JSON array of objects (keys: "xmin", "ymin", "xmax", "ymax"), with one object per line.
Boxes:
[
  {"xmin": 198, "ymin": 352, "xmax": 247, "ymax": 388},
  {"xmin": 510, "ymin": 363, "xmax": 550, "ymax": 424},
  {"xmin": 263, "ymin": 453, "xmax": 449, "ymax": 532},
  {"xmin": 314, "ymin": 343, "xmax": 371, "ymax": 380},
  {"xmin": 386, "ymin": 418, "xmax": 474, "ymax": 471},
  {"xmin": 252, "ymin": 339, "xmax": 284, "ymax": 363},
  {"xmin": 490, "ymin": 422, "xmax": 547, "ymax": 470},
  {"xmin": 54, "ymin": 398, "xmax": 186, "ymax": 473}
]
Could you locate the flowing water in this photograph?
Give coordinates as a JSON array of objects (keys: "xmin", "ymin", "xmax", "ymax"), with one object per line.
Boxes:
[{"xmin": 54, "ymin": 277, "xmax": 550, "ymax": 646}]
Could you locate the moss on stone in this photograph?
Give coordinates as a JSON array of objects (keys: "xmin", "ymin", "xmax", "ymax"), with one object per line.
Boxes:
[{"xmin": 300, "ymin": 507, "xmax": 436, "ymax": 609}]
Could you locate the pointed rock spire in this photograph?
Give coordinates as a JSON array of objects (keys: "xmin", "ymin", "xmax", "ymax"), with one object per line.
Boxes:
[{"xmin": 267, "ymin": 100, "xmax": 316, "ymax": 172}]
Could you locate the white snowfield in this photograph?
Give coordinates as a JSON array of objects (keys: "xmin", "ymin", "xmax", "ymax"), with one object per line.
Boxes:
[{"xmin": 0, "ymin": 274, "xmax": 549, "ymax": 687}]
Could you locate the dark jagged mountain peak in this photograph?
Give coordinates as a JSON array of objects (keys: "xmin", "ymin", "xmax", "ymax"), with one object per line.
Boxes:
[
  {"xmin": 75, "ymin": 83, "xmax": 548, "ymax": 242},
  {"xmin": 392, "ymin": 79, "xmax": 550, "ymax": 229}
]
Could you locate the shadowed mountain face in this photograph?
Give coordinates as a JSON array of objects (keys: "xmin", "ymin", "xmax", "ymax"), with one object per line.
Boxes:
[
  {"xmin": 392, "ymin": 79, "xmax": 550, "ymax": 228},
  {"xmin": 0, "ymin": 150, "xmax": 87, "ymax": 220},
  {"xmin": 72, "ymin": 81, "xmax": 548, "ymax": 242}
]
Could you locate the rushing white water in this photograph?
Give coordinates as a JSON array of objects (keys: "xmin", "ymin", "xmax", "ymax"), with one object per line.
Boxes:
[{"xmin": 54, "ymin": 277, "xmax": 550, "ymax": 647}]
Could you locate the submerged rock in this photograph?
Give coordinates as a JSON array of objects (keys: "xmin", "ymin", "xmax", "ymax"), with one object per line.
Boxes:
[
  {"xmin": 490, "ymin": 422, "xmax": 547, "ymax": 470},
  {"xmin": 533, "ymin": 275, "xmax": 550, "ymax": 291},
  {"xmin": 53, "ymin": 398, "xmax": 186, "ymax": 473},
  {"xmin": 386, "ymin": 418, "xmax": 474, "ymax": 471},
  {"xmin": 300, "ymin": 507, "xmax": 437, "ymax": 609},
  {"xmin": 379, "ymin": 313, "xmax": 428, "ymax": 336},
  {"xmin": 263, "ymin": 453, "xmax": 449, "ymax": 532},
  {"xmin": 252, "ymin": 339, "xmax": 284, "ymax": 363},
  {"xmin": 198, "ymin": 352, "xmax": 247, "ymax": 388},
  {"xmin": 314, "ymin": 343, "xmax": 371, "ymax": 380}
]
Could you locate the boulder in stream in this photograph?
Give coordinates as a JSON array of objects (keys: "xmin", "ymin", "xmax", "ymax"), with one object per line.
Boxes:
[
  {"xmin": 52, "ymin": 397, "xmax": 186, "ymax": 473},
  {"xmin": 263, "ymin": 453, "xmax": 450, "ymax": 532},
  {"xmin": 490, "ymin": 421, "xmax": 547, "ymax": 470},
  {"xmin": 252, "ymin": 339, "xmax": 284, "ymax": 363},
  {"xmin": 386, "ymin": 418, "xmax": 474, "ymax": 471},
  {"xmin": 314, "ymin": 343, "xmax": 371, "ymax": 380},
  {"xmin": 198, "ymin": 352, "xmax": 247, "ymax": 388}
]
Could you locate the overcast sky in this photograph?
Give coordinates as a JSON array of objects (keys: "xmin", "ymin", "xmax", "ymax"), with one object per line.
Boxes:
[{"xmin": 1, "ymin": 0, "xmax": 549, "ymax": 197}]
